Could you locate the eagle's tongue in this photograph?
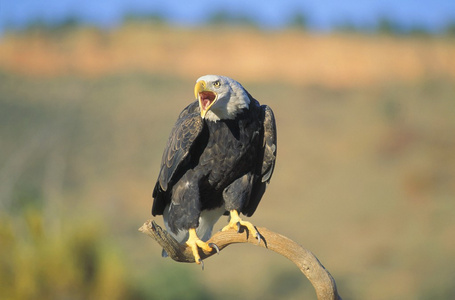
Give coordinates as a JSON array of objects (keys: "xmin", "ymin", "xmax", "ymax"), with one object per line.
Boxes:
[
  {"xmin": 201, "ymin": 98, "xmax": 212, "ymax": 110},
  {"xmin": 200, "ymin": 92, "xmax": 215, "ymax": 111}
]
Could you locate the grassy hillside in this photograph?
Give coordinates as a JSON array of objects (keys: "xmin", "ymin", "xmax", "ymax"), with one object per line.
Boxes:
[{"xmin": 1, "ymin": 25, "xmax": 455, "ymax": 299}]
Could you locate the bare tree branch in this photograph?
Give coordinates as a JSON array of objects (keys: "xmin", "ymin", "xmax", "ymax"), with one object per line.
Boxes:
[{"xmin": 139, "ymin": 220, "xmax": 342, "ymax": 300}]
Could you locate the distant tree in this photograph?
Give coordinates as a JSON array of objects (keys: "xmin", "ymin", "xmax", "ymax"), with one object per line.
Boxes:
[
  {"xmin": 24, "ymin": 18, "xmax": 48, "ymax": 32},
  {"xmin": 288, "ymin": 12, "xmax": 308, "ymax": 30},
  {"xmin": 55, "ymin": 16, "xmax": 80, "ymax": 31},
  {"xmin": 376, "ymin": 16, "xmax": 402, "ymax": 35},
  {"xmin": 208, "ymin": 11, "xmax": 230, "ymax": 26},
  {"xmin": 123, "ymin": 12, "xmax": 166, "ymax": 25},
  {"xmin": 207, "ymin": 10, "xmax": 258, "ymax": 28},
  {"xmin": 23, "ymin": 16, "xmax": 81, "ymax": 34},
  {"xmin": 408, "ymin": 24, "xmax": 431, "ymax": 37},
  {"xmin": 445, "ymin": 20, "xmax": 455, "ymax": 36},
  {"xmin": 334, "ymin": 20, "xmax": 361, "ymax": 33},
  {"xmin": 234, "ymin": 14, "xmax": 258, "ymax": 27}
]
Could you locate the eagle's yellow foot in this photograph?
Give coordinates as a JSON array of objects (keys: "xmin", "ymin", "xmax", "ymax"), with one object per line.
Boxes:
[
  {"xmin": 222, "ymin": 210, "xmax": 261, "ymax": 244},
  {"xmin": 186, "ymin": 228, "xmax": 219, "ymax": 270}
]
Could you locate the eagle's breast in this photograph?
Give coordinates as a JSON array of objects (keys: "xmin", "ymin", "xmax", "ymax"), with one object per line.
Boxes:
[{"xmin": 197, "ymin": 110, "xmax": 261, "ymax": 191}]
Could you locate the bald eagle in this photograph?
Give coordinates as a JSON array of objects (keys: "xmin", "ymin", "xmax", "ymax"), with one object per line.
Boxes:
[{"xmin": 152, "ymin": 75, "xmax": 277, "ymax": 265}]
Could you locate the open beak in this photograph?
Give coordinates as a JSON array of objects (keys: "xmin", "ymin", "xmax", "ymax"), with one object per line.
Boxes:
[{"xmin": 194, "ymin": 80, "xmax": 217, "ymax": 119}]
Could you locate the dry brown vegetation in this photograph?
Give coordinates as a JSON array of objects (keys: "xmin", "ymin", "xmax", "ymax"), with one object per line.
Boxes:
[
  {"xmin": 1, "ymin": 25, "xmax": 455, "ymax": 299},
  {"xmin": 1, "ymin": 25, "xmax": 454, "ymax": 87}
]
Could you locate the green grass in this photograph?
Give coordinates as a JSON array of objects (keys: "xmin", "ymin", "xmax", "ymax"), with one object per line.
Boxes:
[{"xmin": 1, "ymin": 71, "xmax": 455, "ymax": 299}]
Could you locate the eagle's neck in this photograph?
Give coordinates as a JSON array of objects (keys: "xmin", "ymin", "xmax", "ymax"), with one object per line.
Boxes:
[{"xmin": 204, "ymin": 94, "xmax": 250, "ymax": 122}]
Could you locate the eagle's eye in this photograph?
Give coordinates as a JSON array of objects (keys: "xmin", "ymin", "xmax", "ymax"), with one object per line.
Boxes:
[{"xmin": 213, "ymin": 80, "xmax": 221, "ymax": 88}]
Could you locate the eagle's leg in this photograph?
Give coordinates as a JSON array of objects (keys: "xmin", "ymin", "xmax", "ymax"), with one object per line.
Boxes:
[
  {"xmin": 222, "ymin": 210, "xmax": 261, "ymax": 243},
  {"xmin": 186, "ymin": 228, "xmax": 217, "ymax": 267}
]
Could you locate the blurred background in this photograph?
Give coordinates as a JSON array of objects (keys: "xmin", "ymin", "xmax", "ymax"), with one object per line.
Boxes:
[{"xmin": 1, "ymin": 1, "xmax": 455, "ymax": 299}]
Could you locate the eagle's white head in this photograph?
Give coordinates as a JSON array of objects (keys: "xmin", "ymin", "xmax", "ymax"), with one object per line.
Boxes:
[{"xmin": 194, "ymin": 75, "xmax": 250, "ymax": 122}]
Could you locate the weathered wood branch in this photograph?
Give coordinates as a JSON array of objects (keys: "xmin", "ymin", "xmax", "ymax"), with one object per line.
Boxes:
[{"xmin": 139, "ymin": 220, "xmax": 342, "ymax": 300}]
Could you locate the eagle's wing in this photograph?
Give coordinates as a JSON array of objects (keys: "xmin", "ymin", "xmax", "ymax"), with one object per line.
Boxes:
[
  {"xmin": 243, "ymin": 104, "xmax": 277, "ymax": 216},
  {"xmin": 152, "ymin": 101, "xmax": 204, "ymax": 215},
  {"xmin": 260, "ymin": 105, "xmax": 277, "ymax": 183}
]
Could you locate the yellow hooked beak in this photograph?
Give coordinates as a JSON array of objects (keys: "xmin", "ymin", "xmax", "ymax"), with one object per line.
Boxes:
[{"xmin": 194, "ymin": 80, "xmax": 217, "ymax": 119}]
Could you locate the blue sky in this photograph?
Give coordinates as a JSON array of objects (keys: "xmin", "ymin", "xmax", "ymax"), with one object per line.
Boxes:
[{"xmin": 1, "ymin": 0, "xmax": 455, "ymax": 33}]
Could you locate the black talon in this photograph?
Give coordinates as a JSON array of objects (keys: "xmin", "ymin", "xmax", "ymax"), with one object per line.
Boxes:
[
  {"xmin": 256, "ymin": 232, "xmax": 261, "ymax": 244},
  {"xmin": 209, "ymin": 243, "xmax": 220, "ymax": 255},
  {"xmin": 199, "ymin": 259, "xmax": 204, "ymax": 271},
  {"xmin": 236, "ymin": 221, "xmax": 241, "ymax": 233}
]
